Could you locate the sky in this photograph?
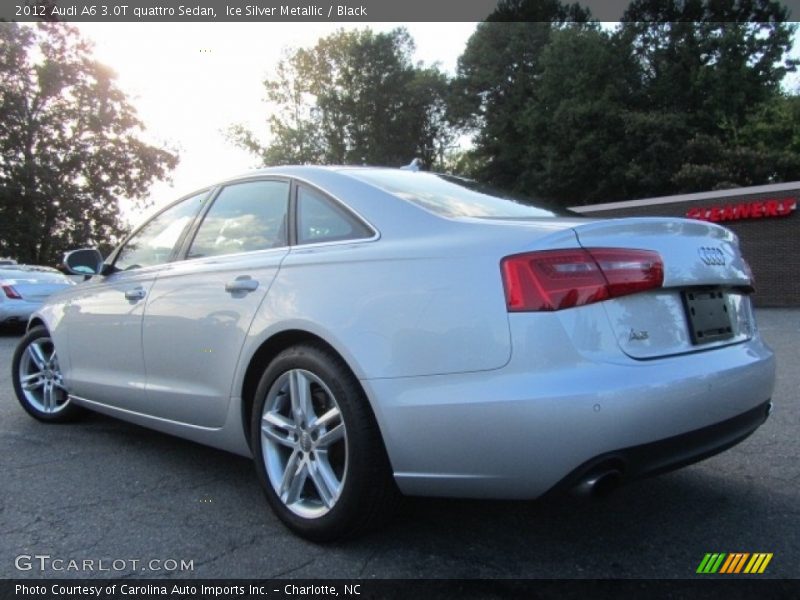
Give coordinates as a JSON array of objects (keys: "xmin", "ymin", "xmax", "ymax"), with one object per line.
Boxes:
[
  {"xmin": 75, "ymin": 23, "xmax": 479, "ymax": 226},
  {"xmin": 75, "ymin": 22, "xmax": 799, "ymax": 227}
]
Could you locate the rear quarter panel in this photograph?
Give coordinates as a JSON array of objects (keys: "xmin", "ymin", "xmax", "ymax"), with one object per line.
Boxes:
[{"xmin": 245, "ymin": 235, "xmax": 513, "ymax": 379}]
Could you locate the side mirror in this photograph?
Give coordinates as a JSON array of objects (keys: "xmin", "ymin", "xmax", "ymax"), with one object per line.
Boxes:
[{"xmin": 63, "ymin": 248, "xmax": 104, "ymax": 276}]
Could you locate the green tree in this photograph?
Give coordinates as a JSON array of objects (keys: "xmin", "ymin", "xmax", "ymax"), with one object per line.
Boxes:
[
  {"xmin": 454, "ymin": 0, "xmax": 798, "ymax": 206},
  {"xmin": 451, "ymin": 0, "xmax": 592, "ymax": 190},
  {"xmin": 514, "ymin": 26, "xmax": 694, "ymax": 203},
  {"xmin": 617, "ymin": 0, "xmax": 798, "ymax": 194},
  {"xmin": 228, "ymin": 47, "xmax": 324, "ymax": 166},
  {"xmin": 229, "ymin": 28, "xmax": 453, "ymax": 169},
  {"xmin": 0, "ymin": 23, "xmax": 178, "ymax": 265},
  {"xmin": 515, "ymin": 27, "xmax": 634, "ymax": 204},
  {"xmin": 673, "ymin": 93, "xmax": 800, "ymax": 190},
  {"xmin": 620, "ymin": 1, "xmax": 796, "ymax": 127}
]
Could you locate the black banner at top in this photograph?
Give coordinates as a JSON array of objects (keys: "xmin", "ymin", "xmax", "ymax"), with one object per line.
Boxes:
[
  {"xmin": 3, "ymin": 0, "xmax": 800, "ymax": 22},
  {"xmin": 9, "ymin": 0, "xmax": 498, "ymax": 23}
]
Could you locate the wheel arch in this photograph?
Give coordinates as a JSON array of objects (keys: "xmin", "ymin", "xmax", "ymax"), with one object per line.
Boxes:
[
  {"xmin": 239, "ymin": 329, "xmax": 382, "ymax": 452},
  {"xmin": 27, "ymin": 316, "xmax": 47, "ymax": 332}
]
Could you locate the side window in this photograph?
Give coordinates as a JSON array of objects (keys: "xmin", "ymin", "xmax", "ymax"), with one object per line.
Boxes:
[
  {"xmin": 297, "ymin": 185, "xmax": 373, "ymax": 245},
  {"xmin": 114, "ymin": 191, "xmax": 207, "ymax": 271},
  {"xmin": 188, "ymin": 180, "xmax": 289, "ymax": 259}
]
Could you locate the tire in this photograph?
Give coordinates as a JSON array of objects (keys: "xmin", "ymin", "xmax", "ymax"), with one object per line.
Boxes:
[
  {"xmin": 12, "ymin": 326, "xmax": 83, "ymax": 423},
  {"xmin": 251, "ymin": 343, "xmax": 398, "ymax": 541}
]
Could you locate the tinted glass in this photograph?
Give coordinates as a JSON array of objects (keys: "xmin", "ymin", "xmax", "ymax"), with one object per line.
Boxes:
[
  {"xmin": 115, "ymin": 192, "xmax": 207, "ymax": 271},
  {"xmin": 297, "ymin": 185, "xmax": 372, "ymax": 245},
  {"xmin": 348, "ymin": 170, "xmax": 568, "ymax": 218},
  {"xmin": 188, "ymin": 180, "xmax": 289, "ymax": 258}
]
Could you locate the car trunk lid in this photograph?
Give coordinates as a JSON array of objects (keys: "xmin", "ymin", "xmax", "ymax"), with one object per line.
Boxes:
[
  {"xmin": 1, "ymin": 272, "xmax": 73, "ymax": 301},
  {"xmin": 570, "ymin": 217, "xmax": 754, "ymax": 359}
]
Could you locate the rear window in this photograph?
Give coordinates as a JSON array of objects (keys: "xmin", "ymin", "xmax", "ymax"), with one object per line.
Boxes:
[{"xmin": 347, "ymin": 170, "xmax": 570, "ymax": 219}]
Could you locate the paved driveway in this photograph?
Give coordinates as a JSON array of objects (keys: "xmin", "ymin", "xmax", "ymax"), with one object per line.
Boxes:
[{"xmin": 1, "ymin": 309, "xmax": 797, "ymax": 579}]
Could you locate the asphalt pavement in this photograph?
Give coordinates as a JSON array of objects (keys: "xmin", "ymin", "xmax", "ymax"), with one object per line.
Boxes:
[{"xmin": 1, "ymin": 309, "xmax": 798, "ymax": 579}]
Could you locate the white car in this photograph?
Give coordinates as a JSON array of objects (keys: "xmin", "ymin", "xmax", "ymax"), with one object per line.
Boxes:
[
  {"xmin": 0, "ymin": 265, "xmax": 75, "ymax": 328},
  {"xmin": 12, "ymin": 167, "xmax": 775, "ymax": 540}
]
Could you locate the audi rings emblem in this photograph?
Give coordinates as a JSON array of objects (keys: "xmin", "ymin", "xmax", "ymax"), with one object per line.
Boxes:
[{"xmin": 698, "ymin": 246, "xmax": 726, "ymax": 266}]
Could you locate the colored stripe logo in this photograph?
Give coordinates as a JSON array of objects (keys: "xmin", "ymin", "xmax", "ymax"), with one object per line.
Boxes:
[{"xmin": 697, "ymin": 553, "xmax": 773, "ymax": 574}]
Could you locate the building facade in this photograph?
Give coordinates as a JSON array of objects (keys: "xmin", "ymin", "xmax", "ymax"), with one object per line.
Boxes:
[{"xmin": 570, "ymin": 181, "xmax": 799, "ymax": 307}]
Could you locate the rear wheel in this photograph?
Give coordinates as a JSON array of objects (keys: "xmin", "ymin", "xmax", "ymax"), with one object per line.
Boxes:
[
  {"xmin": 251, "ymin": 343, "xmax": 398, "ymax": 541},
  {"xmin": 12, "ymin": 326, "xmax": 83, "ymax": 422}
]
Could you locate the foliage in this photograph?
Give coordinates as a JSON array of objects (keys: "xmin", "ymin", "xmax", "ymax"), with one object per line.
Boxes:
[
  {"xmin": 0, "ymin": 23, "xmax": 178, "ymax": 265},
  {"xmin": 232, "ymin": 1, "xmax": 800, "ymax": 207},
  {"xmin": 453, "ymin": 0, "xmax": 799, "ymax": 205},
  {"xmin": 673, "ymin": 94, "xmax": 800, "ymax": 191},
  {"xmin": 514, "ymin": 27, "xmax": 636, "ymax": 204},
  {"xmin": 451, "ymin": 2, "xmax": 592, "ymax": 190},
  {"xmin": 229, "ymin": 28, "xmax": 453, "ymax": 169},
  {"xmin": 615, "ymin": 0, "xmax": 799, "ymax": 195}
]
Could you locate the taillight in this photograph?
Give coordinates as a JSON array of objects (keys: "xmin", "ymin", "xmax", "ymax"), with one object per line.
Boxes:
[
  {"xmin": 500, "ymin": 248, "xmax": 663, "ymax": 312},
  {"xmin": 2, "ymin": 284, "xmax": 22, "ymax": 300}
]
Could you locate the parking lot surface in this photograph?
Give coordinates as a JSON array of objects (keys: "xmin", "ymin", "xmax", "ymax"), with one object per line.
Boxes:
[{"xmin": 1, "ymin": 309, "xmax": 798, "ymax": 579}]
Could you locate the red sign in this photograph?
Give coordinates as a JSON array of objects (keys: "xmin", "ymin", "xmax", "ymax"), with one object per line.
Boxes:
[{"xmin": 686, "ymin": 198, "xmax": 797, "ymax": 222}]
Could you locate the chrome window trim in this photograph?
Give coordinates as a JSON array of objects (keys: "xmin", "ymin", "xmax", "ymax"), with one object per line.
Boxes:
[
  {"xmin": 106, "ymin": 187, "xmax": 213, "ymax": 270},
  {"xmin": 221, "ymin": 173, "xmax": 381, "ymax": 246},
  {"xmin": 165, "ymin": 245, "xmax": 290, "ymax": 268},
  {"xmin": 181, "ymin": 177, "xmax": 293, "ymax": 260},
  {"xmin": 293, "ymin": 180, "xmax": 380, "ymax": 248},
  {"xmin": 109, "ymin": 173, "xmax": 383, "ymax": 271}
]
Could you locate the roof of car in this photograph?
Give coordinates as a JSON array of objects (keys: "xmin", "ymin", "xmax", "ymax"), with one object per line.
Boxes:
[
  {"xmin": 225, "ymin": 165, "xmax": 412, "ymax": 182},
  {"xmin": 0, "ymin": 265, "xmax": 60, "ymax": 273}
]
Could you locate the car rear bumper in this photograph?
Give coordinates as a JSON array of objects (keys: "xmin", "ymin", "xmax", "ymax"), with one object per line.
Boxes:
[
  {"xmin": 546, "ymin": 399, "xmax": 771, "ymax": 498},
  {"xmin": 0, "ymin": 300, "xmax": 39, "ymax": 324},
  {"xmin": 364, "ymin": 334, "xmax": 775, "ymax": 499}
]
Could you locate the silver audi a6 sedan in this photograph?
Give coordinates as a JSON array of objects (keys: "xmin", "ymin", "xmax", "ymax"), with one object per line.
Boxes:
[{"xmin": 12, "ymin": 166, "xmax": 775, "ymax": 540}]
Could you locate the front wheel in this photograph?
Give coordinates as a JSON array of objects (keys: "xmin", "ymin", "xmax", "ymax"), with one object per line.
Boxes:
[
  {"xmin": 251, "ymin": 343, "xmax": 398, "ymax": 541},
  {"xmin": 12, "ymin": 326, "xmax": 83, "ymax": 422}
]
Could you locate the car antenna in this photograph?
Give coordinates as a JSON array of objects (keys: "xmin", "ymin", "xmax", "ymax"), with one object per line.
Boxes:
[{"xmin": 400, "ymin": 158, "xmax": 423, "ymax": 172}]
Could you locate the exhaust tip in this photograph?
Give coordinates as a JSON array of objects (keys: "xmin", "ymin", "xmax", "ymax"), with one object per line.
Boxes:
[
  {"xmin": 572, "ymin": 468, "xmax": 623, "ymax": 499},
  {"xmin": 592, "ymin": 471, "xmax": 623, "ymax": 497}
]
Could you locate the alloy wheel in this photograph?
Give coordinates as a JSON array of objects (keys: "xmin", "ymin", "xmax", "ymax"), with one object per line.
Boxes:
[
  {"xmin": 260, "ymin": 368, "xmax": 348, "ymax": 519},
  {"xmin": 18, "ymin": 335, "xmax": 69, "ymax": 415}
]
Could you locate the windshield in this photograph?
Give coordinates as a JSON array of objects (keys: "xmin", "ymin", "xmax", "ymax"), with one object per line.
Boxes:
[{"xmin": 347, "ymin": 170, "xmax": 573, "ymax": 219}]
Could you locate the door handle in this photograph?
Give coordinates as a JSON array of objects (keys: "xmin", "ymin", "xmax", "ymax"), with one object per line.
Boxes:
[
  {"xmin": 124, "ymin": 287, "xmax": 146, "ymax": 301},
  {"xmin": 225, "ymin": 276, "xmax": 259, "ymax": 293}
]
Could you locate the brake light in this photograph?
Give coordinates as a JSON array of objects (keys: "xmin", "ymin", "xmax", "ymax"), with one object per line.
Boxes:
[
  {"xmin": 500, "ymin": 248, "xmax": 664, "ymax": 311},
  {"xmin": 2, "ymin": 284, "xmax": 22, "ymax": 300}
]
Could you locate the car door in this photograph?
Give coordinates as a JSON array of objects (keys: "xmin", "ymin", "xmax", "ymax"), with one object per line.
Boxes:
[
  {"xmin": 140, "ymin": 178, "xmax": 290, "ymax": 427},
  {"xmin": 64, "ymin": 191, "xmax": 207, "ymax": 409}
]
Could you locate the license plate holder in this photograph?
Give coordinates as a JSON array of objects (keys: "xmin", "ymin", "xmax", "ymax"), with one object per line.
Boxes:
[{"xmin": 682, "ymin": 289, "xmax": 734, "ymax": 345}]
